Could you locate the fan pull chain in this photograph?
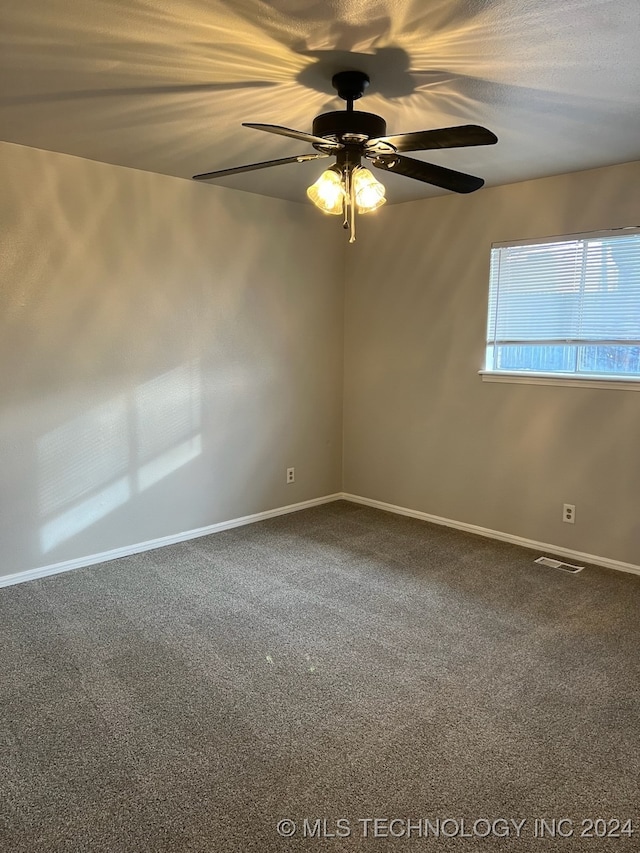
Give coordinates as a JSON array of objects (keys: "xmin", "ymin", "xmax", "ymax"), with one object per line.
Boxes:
[
  {"xmin": 342, "ymin": 169, "xmax": 350, "ymax": 233},
  {"xmin": 349, "ymin": 169, "xmax": 356, "ymax": 243}
]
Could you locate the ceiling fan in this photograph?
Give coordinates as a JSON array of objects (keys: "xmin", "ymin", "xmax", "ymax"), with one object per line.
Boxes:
[{"xmin": 193, "ymin": 71, "xmax": 498, "ymax": 241}]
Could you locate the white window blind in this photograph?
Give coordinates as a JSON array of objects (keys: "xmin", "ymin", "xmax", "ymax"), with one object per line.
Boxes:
[{"xmin": 486, "ymin": 229, "xmax": 640, "ymax": 379}]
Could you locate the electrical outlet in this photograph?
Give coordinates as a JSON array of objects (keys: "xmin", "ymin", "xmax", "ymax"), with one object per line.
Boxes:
[
  {"xmin": 286, "ymin": 467, "xmax": 295, "ymax": 484},
  {"xmin": 563, "ymin": 503, "xmax": 575, "ymax": 524}
]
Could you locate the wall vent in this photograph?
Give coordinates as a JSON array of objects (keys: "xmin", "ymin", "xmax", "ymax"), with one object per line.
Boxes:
[{"xmin": 535, "ymin": 556, "xmax": 584, "ymax": 573}]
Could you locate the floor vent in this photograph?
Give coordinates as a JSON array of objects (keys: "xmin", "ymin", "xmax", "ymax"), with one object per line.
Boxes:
[{"xmin": 535, "ymin": 556, "xmax": 584, "ymax": 573}]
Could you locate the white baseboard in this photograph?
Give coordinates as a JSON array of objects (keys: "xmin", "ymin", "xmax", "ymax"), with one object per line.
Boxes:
[
  {"xmin": 340, "ymin": 493, "xmax": 640, "ymax": 577},
  {"xmin": 3, "ymin": 490, "xmax": 636, "ymax": 589},
  {"xmin": 0, "ymin": 493, "xmax": 342, "ymax": 588}
]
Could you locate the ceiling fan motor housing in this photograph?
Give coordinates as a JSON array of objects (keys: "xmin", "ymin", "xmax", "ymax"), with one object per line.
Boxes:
[
  {"xmin": 332, "ymin": 70, "xmax": 370, "ymax": 102},
  {"xmin": 312, "ymin": 111, "xmax": 387, "ymax": 146}
]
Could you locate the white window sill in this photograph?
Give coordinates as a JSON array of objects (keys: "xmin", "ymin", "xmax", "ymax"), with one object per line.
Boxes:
[{"xmin": 479, "ymin": 371, "xmax": 640, "ymax": 391}]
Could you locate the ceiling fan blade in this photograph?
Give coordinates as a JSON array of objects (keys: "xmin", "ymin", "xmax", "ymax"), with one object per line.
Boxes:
[
  {"xmin": 243, "ymin": 122, "xmax": 343, "ymax": 149},
  {"xmin": 372, "ymin": 154, "xmax": 485, "ymax": 193},
  {"xmin": 192, "ymin": 152, "xmax": 329, "ymax": 181},
  {"xmin": 371, "ymin": 125, "xmax": 498, "ymax": 153}
]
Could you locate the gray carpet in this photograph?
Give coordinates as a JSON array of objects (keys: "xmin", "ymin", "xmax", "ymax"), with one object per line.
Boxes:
[{"xmin": 1, "ymin": 500, "xmax": 639, "ymax": 852}]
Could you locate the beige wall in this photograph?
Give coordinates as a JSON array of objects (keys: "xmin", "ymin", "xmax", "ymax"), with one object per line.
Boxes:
[
  {"xmin": 0, "ymin": 142, "xmax": 344, "ymax": 578},
  {"xmin": 2, "ymin": 143, "xmax": 638, "ymax": 579},
  {"xmin": 344, "ymin": 161, "xmax": 640, "ymax": 566}
]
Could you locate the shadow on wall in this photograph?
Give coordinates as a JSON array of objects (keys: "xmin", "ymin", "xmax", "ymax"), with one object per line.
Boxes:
[{"xmin": 37, "ymin": 362, "xmax": 203, "ymax": 554}]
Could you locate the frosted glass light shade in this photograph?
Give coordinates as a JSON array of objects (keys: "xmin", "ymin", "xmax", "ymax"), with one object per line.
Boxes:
[
  {"xmin": 353, "ymin": 167, "xmax": 386, "ymax": 213},
  {"xmin": 306, "ymin": 168, "xmax": 345, "ymax": 215}
]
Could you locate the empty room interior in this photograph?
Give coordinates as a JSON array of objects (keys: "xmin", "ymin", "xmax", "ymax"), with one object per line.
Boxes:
[{"xmin": 1, "ymin": 1, "xmax": 639, "ymax": 851}]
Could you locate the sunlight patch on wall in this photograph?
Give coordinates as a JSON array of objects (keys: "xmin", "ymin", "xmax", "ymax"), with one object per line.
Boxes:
[
  {"xmin": 137, "ymin": 435, "xmax": 203, "ymax": 493},
  {"xmin": 135, "ymin": 362, "xmax": 202, "ymax": 461},
  {"xmin": 135, "ymin": 362, "xmax": 202, "ymax": 492},
  {"xmin": 37, "ymin": 362, "xmax": 203, "ymax": 554},
  {"xmin": 40, "ymin": 476, "xmax": 131, "ymax": 553},
  {"xmin": 37, "ymin": 398, "xmax": 129, "ymax": 517}
]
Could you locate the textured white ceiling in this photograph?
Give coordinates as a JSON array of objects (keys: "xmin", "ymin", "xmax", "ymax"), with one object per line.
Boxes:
[{"xmin": 2, "ymin": 0, "xmax": 639, "ymax": 204}]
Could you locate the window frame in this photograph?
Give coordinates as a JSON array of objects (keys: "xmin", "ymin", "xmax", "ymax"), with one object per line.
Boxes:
[{"xmin": 481, "ymin": 227, "xmax": 640, "ymax": 389}]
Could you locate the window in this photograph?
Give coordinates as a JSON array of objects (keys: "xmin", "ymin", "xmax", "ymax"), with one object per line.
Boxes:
[{"xmin": 484, "ymin": 228, "xmax": 640, "ymax": 382}]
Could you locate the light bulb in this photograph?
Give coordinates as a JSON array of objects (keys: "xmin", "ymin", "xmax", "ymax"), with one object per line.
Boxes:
[
  {"xmin": 306, "ymin": 168, "xmax": 345, "ymax": 215},
  {"xmin": 353, "ymin": 167, "xmax": 386, "ymax": 213}
]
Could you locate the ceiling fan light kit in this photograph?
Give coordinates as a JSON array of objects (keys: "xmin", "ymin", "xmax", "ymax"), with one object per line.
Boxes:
[
  {"xmin": 306, "ymin": 165, "xmax": 345, "ymax": 214},
  {"xmin": 193, "ymin": 70, "xmax": 497, "ymax": 242}
]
